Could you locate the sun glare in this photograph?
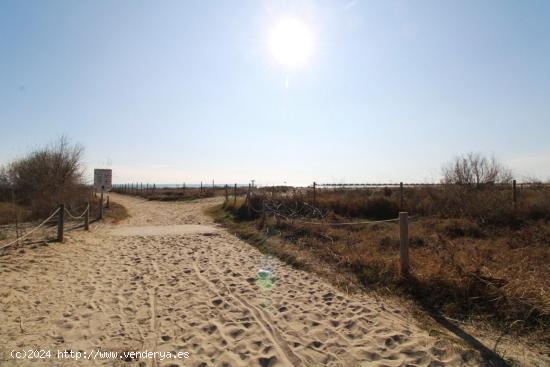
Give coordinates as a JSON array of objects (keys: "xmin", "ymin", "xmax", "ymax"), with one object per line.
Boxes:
[{"xmin": 269, "ymin": 18, "xmax": 314, "ymax": 69}]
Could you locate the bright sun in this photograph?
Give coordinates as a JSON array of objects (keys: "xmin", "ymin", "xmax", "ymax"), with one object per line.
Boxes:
[{"xmin": 269, "ymin": 18, "xmax": 314, "ymax": 69}]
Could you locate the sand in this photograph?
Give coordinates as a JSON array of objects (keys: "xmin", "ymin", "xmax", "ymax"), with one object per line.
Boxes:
[{"xmin": 0, "ymin": 193, "xmax": 482, "ymax": 366}]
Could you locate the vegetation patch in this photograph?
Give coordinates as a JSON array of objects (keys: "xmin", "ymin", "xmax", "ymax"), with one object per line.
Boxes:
[
  {"xmin": 103, "ymin": 201, "xmax": 130, "ymax": 223},
  {"xmin": 208, "ymin": 187, "xmax": 550, "ymax": 347}
]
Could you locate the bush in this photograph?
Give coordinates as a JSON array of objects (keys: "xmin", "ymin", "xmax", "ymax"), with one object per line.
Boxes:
[
  {"xmin": 223, "ymin": 198, "xmax": 259, "ymax": 221},
  {"xmin": 443, "ymin": 219, "xmax": 484, "ymax": 238},
  {"xmin": 363, "ymin": 197, "xmax": 399, "ymax": 219},
  {"xmin": 523, "ymin": 195, "xmax": 550, "ymax": 221},
  {"xmin": 0, "ymin": 136, "xmax": 87, "ymax": 219}
]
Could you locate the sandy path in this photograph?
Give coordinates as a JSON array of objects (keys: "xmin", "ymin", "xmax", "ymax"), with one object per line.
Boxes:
[{"xmin": 0, "ymin": 194, "xmax": 475, "ymax": 366}]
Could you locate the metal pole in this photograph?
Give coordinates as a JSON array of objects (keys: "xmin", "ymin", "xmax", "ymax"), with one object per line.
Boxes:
[
  {"xmin": 57, "ymin": 204, "xmax": 64, "ymax": 242},
  {"xmin": 399, "ymin": 212, "xmax": 409, "ymax": 276}
]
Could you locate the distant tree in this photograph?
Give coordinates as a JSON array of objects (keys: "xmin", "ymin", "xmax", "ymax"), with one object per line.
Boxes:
[{"xmin": 442, "ymin": 152, "xmax": 513, "ymax": 186}]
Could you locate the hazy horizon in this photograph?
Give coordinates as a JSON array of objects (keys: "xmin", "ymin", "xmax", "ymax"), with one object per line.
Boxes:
[{"xmin": 2, "ymin": 0, "xmax": 549, "ymax": 185}]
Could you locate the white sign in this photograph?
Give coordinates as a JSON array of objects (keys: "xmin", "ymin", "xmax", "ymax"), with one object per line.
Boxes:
[{"xmin": 94, "ymin": 169, "xmax": 112, "ymax": 192}]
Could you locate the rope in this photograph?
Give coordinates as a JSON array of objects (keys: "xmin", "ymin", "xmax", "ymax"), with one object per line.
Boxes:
[
  {"xmin": 0, "ymin": 208, "xmax": 61, "ymax": 250},
  {"xmin": 248, "ymin": 197, "xmax": 417, "ymax": 227},
  {"xmin": 64, "ymin": 204, "xmax": 89, "ymax": 220},
  {"xmin": 295, "ymin": 217, "xmax": 401, "ymax": 226}
]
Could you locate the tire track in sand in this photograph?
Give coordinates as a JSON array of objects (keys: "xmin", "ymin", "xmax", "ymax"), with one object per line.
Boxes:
[
  {"xmin": 194, "ymin": 241, "xmax": 340, "ymax": 366},
  {"xmin": 192, "ymin": 257, "xmax": 303, "ymax": 367}
]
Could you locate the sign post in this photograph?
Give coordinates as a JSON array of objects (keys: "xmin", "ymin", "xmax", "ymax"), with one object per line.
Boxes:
[
  {"xmin": 94, "ymin": 169, "xmax": 112, "ymax": 220},
  {"xmin": 94, "ymin": 169, "xmax": 112, "ymax": 193}
]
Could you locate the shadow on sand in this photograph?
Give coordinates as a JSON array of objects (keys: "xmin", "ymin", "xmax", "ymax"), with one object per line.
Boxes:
[{"xmin": 425, "ymin": 308, "xmax": 511, "ymax": 367}]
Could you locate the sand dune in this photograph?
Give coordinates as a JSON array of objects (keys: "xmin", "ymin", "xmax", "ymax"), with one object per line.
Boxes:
[{"xmin": 0, "ymin": 193, "xmax": 481, "ymax": 366}]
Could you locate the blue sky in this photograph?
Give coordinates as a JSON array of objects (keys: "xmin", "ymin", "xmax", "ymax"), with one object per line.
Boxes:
[{"xmin": 1, "ymin": 0, "xmax": 549, "ymax": 185}]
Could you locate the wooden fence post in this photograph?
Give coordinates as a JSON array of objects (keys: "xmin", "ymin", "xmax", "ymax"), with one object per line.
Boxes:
[
  {"xmin": 225, "ymin": 184, "xmax": 228, "ymax": 201},
  {"xmin": 11, "ymin": 191, "xmax": 19, "ymax": 246},
  {"xmin": 399, "ymin": 212, "xmax": 409, "ymax": 276},
  {"xmin": 57, "ymin": 204, "xmax": 64, "ymax": 242},
  {"xmin": 513, "ymin": 179, "xmax": 517, "ymax": 209},
  {"xmin": 313, "ymin": 181, "xmax": 316, "ymax": 207},
  {"xmin": 246, "ymin": 183, "xmax": 251, "ymax": 217},
  {"xmin": 234, "ymin": 183, "xmax": 237, "ymax": 205},
  {"xmin": 99, "ymin": 192, "xmax": 104, "ymax": 220},
  {"xmin": 400, "ymin": 182, "xmax": 404, "ymax": 210},
  {"xmin": 106, "ymin": 195, "xmax": 110, "ymax": 209},
  {"xmin": 84, "ymin": 202, "xmax": 89, "ymax": 231}
]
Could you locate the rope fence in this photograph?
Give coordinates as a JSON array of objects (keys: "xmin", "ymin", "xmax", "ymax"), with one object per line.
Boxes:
[
  {"xmin": 64, "ymin": 204, "xmax": 89, "ymax": 220},
  {"xmin": 0, "ymin": 208, "xmax": 61, "ymax": 250},
  {"xmin": 243, "ymin": 194, "xmax": 413, "ymax": 276},
  {"xmin": 250, "ymin": 201, "xmax": 404, "ymax": 226},
  {"xmin": 0, "ymin": 194, "xmax": 109, "ymax": 251}
]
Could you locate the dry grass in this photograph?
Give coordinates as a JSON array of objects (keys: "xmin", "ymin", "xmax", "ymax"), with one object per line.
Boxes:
[
  {"xmin": 211, "ymin": 186, "xmax": 550, "ymax": 344},
  {"xmin": 103, "ymin": 201, "xmax": 130, "ymax": 223},
  {"xmin": 0, "ymin": 202, "xmax": 32, "ymax": 225}
]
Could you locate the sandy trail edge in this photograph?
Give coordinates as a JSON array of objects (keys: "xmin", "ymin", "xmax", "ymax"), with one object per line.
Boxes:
[{"xmin": 0, "ymin": 193, "xmax": 514, "ymax": 366}]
